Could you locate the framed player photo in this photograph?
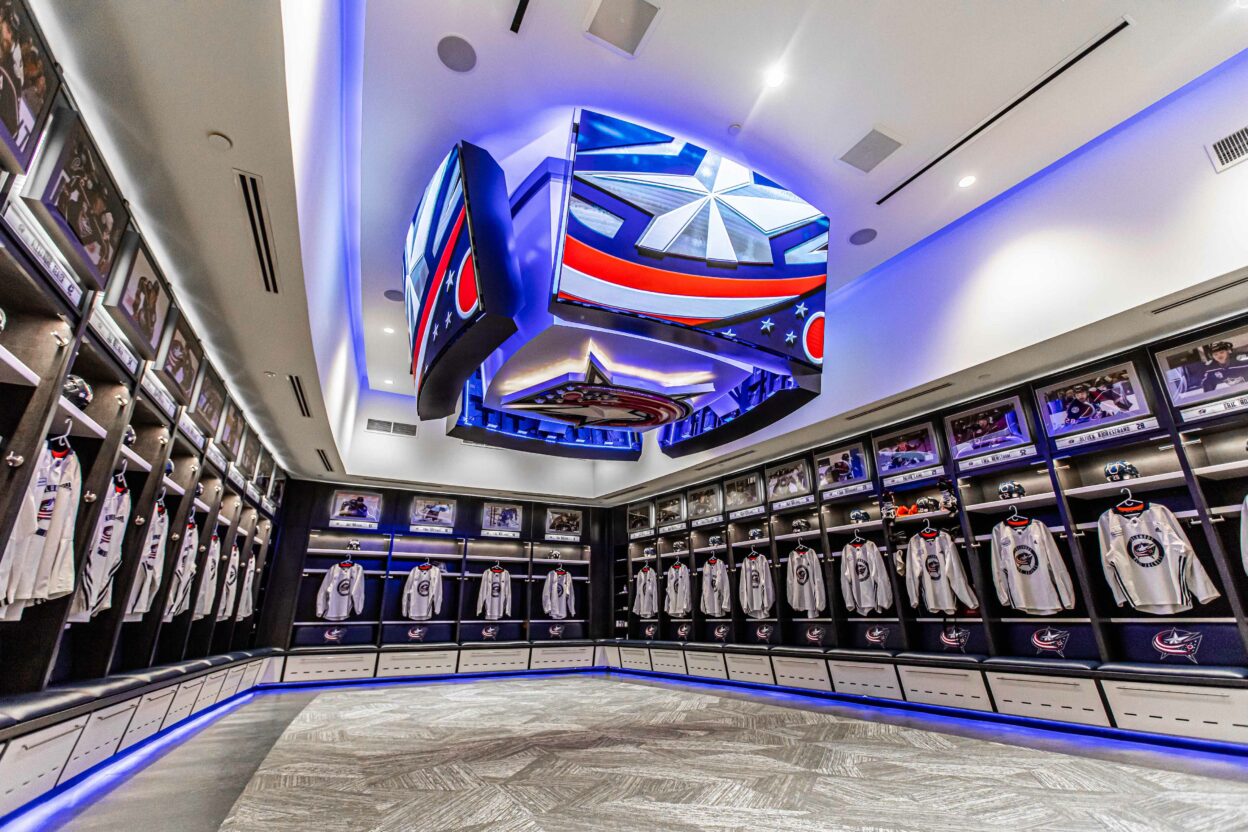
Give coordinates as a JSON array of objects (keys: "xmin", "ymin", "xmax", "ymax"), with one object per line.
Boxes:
[
  {"xmin": 329, "ymin": 489, "xmax": 382, "ymax": 529},
  {"xmin": 1034, "ymin": 362, "xmax": 1152, "ymax": 439},
  {"xmin": 1155, "ymin": 324, "xmax": 1248, "ymax": 414},
  {"xmin": 482, "ymin": 502, "xmax": 522, "ymax": 533},
  {"xmin": 765, "ymin": 459, "xmax": 812, "ymax": 502},
  {"xmin": 724, "ymin": 472, "xmax": 763, "ymax": 510},
  {"xmin": 190, "ymin": 362, "xmax": 227, "ymax": 435},
  {"xmin": 545, "ymin": 507, "xmax": 583, "ymax": 539},
  {"xmin": 873, "ymin": 423, "xmax": 940, "ymax": 474},
  {"xmin": 102, "ymin": 232, "xmax": 172, "ymax": 359},
  {"xmin": 154, "ymin": 310, "xmax": 203, "ymax": 407},
  {"xmin": 627, "ymin": 501, "xmax": 654, "ymax": 533},
  {"xmin": 687, "ymin": 483, "xmax": 722, "ymax": 519},
  {"xmin": 816, "ymin": 442, "xmax": 869, "ymax": 489},
  {"xmin": 238, "ymin": 426, "xmax": 262, "ymax": 481},
  {"xmin": 656, "ymin": 494, "xmax": 686, "ymax": 525},
  {"xmin": 21, "ymin": 107, "xmax": 129, "ymax": 290},
  {"xmin": 944, "ymin": 395, "xmax": 1032, "ymax": 462},
  {"xmin": 217, "ymin": 398, "xmax": 246, "ymax": 460},
  {"xmin": 0, "ymin": 0, "xmax": 58, "ymax": 173},
  {"xmin": 410, "ymin": 495, "xmax": 456, "ymax": 531}
]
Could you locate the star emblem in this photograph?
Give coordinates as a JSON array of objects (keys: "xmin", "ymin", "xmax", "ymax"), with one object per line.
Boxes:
[
  {"xmin": 432, "ymin": 323, "xmax": 440, "ymax": 339},
  {"xmin": 444, "ymin": 276, "xmax": 454, "ymax": 294},
  {"xmin": 723, "ymin": 329, "xmax": 736, "ymax": 339},
  {"xmin": 445, "ymin": 311, "xmax": 452, "ymax": 328},
  {"xmin": 784, "ymin": 331, "xmax": 797, "ymax": 345},
  {"xmin": 795, "ymin": 302, "xmax": 808, "ymax": 318},
  {"xmin": 760, "ymin": 318, "xmax": 774, "ymax": 334},
  {"xmin": 578, "ymin": 152, "xmax": 821, "ymax": 265}
]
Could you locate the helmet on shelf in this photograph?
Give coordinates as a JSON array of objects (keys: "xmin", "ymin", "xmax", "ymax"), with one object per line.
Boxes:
[
  {"xmin": 62, "ymin": 374, "xmax": 94, "ymax": 409},
  {"xmin": 1103, "ymin": 460, "xmax": 1139, "ymax": 482},
  {"xmin": 792, "ymin": 518, "xmax": 811, "ymax": 533},
  {"xmin": 849, "ymin": 509, "xmax": 870, "ymax": 524},
  {"xmin": 163, "ymin": 459, "xmax": 175, "ymax": 476},
  {"xmin": 915, "ymin": 496, "xmax": 939, "ymax": 513},
  {"xmin": 673, "ymin": 539, "xmax": 688, "ymax": 551},
  {"xmin": 998, "ymin": 481, "xmax": 1026, "ymax": 500},
  {"xmin": 346, "ymin": 539, "xmax": 362, "ymax": 551},
  {"xmin": 748, "ymin": 527, "xmax": 764, "ymax": 540},
  {"xmin": 708, "ymin": 534, "xmax": 723, "ymax": 547},
  {"xmin": 121, "ymin": 424, "xmax": 137, "ymax": 447},
  {"xmin": 642, "ymin": 545, "xmax": 656, "ymax": 557}
]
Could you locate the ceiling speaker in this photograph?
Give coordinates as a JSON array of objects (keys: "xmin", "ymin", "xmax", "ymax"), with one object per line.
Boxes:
[
  {"xmin": 840, "ymin": 129, "xmax": 902, "ymax": 174},
  {"xmin": 437, "ymin": 35, "xmax": 477, "ymax": 73},
  {"xmin": 586, "ymin": 0, "xmax": 660, "ymax": 57}
]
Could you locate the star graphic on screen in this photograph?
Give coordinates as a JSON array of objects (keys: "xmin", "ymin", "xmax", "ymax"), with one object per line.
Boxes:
[
  {"xmin": 723, "ymin": 329, "xmax": 736, "ymax": 339},
  {"xmin": 760, "ymin": 318, "xmax": 774, "ymax": 334},
  {"xmin": 578, "ymin": 152, "xmax": 822, "ymax": 265},
  {"xmin": 432, "ymin": 323, "xmax": 440, "ymax": 340},
  {"xmin": 795, "ymin": 302, "xmax": 808, "ymax": 318},
  {"xmin": 784, "ymin": 331, "xmax": 797, "ymax": 345},
  {"xmin": 445, "ymin": 311, "xmax": 452, "ymax": 328}
]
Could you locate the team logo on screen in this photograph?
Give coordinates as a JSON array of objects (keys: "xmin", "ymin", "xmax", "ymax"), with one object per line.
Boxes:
[
  {"xmin": 865, "ymin": 625, "xmax": 890, "ymax": 647},
  {"xmin": 507, "ymin": 378, "xmax": 691, "ymax": 429},
  {"xmin": 940, "ymin": 626, "xmax": 971, "ymax": 652},
  {"xmin": 1153, "ymin": 627, "xmax": 1202, "ymax": 663},
  {"xmin": 1031, "ymin": 627, "xmax": 1070, "ymax": 657}
]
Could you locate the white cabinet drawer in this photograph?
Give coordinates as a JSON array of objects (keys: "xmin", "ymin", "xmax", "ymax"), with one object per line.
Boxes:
[
  {"xmin": 119, "ymin": 687, "xmax": 178, "ymax": 751},
  {"xmin": 529, "ymin": 646, "xmax": 595, "ymax": 670},
  {"xmin": 986, "ymin": 672, "xmax": 1109, "ymax": 727},
  {"xmin": 827, "ymin": 660, "xmax": 904, "ymax": 700},
  {"xmin": 1102, "ymin": 680, "xmax": 1248, "ymax": 743},
  {"xmin": 618, "ymin": 647, "xmax": 652, "ymax": 671},
  {"xmin": 648, "ymin": 649, "xmax": 687, "ymax": 675},
  {"xmin": 457, "ymin": 648, "xmax": 530, "ymax": 673},
  {"xmin": 772, "ymin": 656, "xmax": 832, "ymax": 691},
  {"xmin": 0, "ymin": 716, "xmax": 88, "ymax": 816},
  {"xmin": 897, "ymin": 665, "xmax": 992, "ymax": 712},
  {"xmin": 684, "ymin": 650, "xmax": 727, "ymax": 679},
  {"xmin": 376, "ymin": 650, "xmax": 460, "ymax": 677},
  {"xmin": 217, "ymin": 665, "xmax": 249, "ymax": 701},
  {"xmin": 725, "ymin": 654, "xmax": 775, "ymax": 685},
  {"xmin": 59, "ymin": 698, "xmax": 140, "ymax": 784},
  {"xmin": 161, "ymin": 678, "xmax": 207, "ymax": 730},
  {"xmin": 282, "ymin": 652, "xmax": 378, "ymax": 683},
  {"xmin": 191, "ymin": 670, "xmax": 229, "ymax": 715},
  {"xmin": 598, "ymin": 646, "xmax": 621, "ymax": 668},
  {"xmin": 236, "ymin": 660, "xmax": 264, "ymax": 693}
]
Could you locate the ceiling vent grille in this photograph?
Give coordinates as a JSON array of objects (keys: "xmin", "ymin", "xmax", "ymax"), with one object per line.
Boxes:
[
  {"xmin": 1207, "ymin": 126, "xmax": 1248, "ymax": 173},
  {"xmin": 841, "ymin": 129, "xmax": 903, "ymax": 174},
  {"xmin": 585, "ymin": 0, "xmax": 660, "ymax": 58},
  {"xmin": 366, "ymin": 418, "xmax": 419, "ymax": 437},
  {"xmin": 844, "ymin": 382, "xmax": 954, "ymax": 421},
  {"xmin": 234, "ymin": 169, "xmax": 279, "ymax": 293},
  {"xmin": 315, "ymin": 449, "xmax": 333, "ymax": 472},
  {"xmin": 288, "ymin": 374, "xmax": 312, "ymax": 418},
  {"xmin": 1151, "ymin": 273, "xmax": 1248, "ymax": 315}
]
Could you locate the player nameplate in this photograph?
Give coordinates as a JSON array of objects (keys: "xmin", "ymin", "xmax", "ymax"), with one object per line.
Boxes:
[
  {"xmin": 328, "ymin": 518, "xmax": 377, "ymax": 529},
  {"xmin": 410, "ymin": 524, "xmax": 453, "ymax": 534},
  {"xmin": 1181, "ymin": 395, "xmax": 1248, "ymax": 423},
  {"xmin": 691, "ymin": 514, "xmax": 724, "ymax": 528},
  {"xmin": 205, "ymin": 442, "xmax": 227, "ymax": 472},
  {"xmin": 1054, "ymin": 418, "xmax": 1158, "ymax": 449},
  {"xmin": 772, "ymin": 494, "xmax": 814, "ymax": 510},
  {"xmin": 178, "ymin": 413, "xmax": 205, "ymax": 449},
  {"xmin": 728, "ymin": 505, "xmax": 766, "ymax": 521},
  {"xmin": 959, "ymin": 445, "xmax": 1036, "ymax": 472},
  {"xmin": 882, "ymin": 465, "xmax": 943, "ymax": 488},
  {"xmin": 481, "ymin": 529, "xmax": 520, "ymax": 539},
  {"xmin": 546, "ymin": 532, "xmax": 579, "ymax": 542},
  {"xmin": 628, "ymin": 529, "xmax": 655, "ymax": 540},
  {"xmin": 821, "ymin": 482, "xmax": 872, "ymax": 501},
  {"xmin": 141, "ymin": 373, "xmax": 177, "ymax": 418},
  {"xmin": 658, "ymin": 522, "xmax": 687, "ymax": 534},
  {"xmin": 4, "ymin": 200, "xmax": 83, "ymax": 307},
  {"xmin": 89, "ymin": 307, "xmax": 140, "ymax": 374}
]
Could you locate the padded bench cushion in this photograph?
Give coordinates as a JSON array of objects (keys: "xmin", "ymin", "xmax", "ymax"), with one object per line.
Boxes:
[
  {"xmin": 379, "ymin": 643, "xmax": 461, "ymax": 652},
  {"xmin": 825, "ymin": 648, "xmax": 897, "ymax": 659},
  {"xmin": 459, "ymin": 641, "xmax": 530, "ymax": 650},
  {"xmin": 722, "ymin": 644, "xmax": 773, "ymax": 654},
  {"xmin": 896, "ymin": 652, "xmax": 987, "ymax": 664},
  {"xmin": 644, "ymin": 641, "xmax": 687, "ymax": 649},
  {"xmin": 1098, "ymin": 662, "xmax": 1248, "ymax": 681},
  {"xmin": 681, "ymin": 643, "xmax": 724, "ymax": 651},
  {"xmin": 531, "ymin": 640, "xmax": 595, "ymax": 647},
  {"xmin": 983, "ymin": 657, "xmax": 1100, "ymax": 672},
  {"xmin": 122, "ymin": 659, "xmax": 215, "ymax": 685},
  {"xmin": 769, "ymin": 647, "xmax": 828, "ymax": 657},
  {"xmin": 51, "ymin": 676, "xmax": 147, "ymax": 700},
  {"xmin": 287, "ymin": 646, "xmax": 379, "ymax": 655},
  {"xmin": 0, "ymin": 689, "xmax": 96, "ymax": 730}
]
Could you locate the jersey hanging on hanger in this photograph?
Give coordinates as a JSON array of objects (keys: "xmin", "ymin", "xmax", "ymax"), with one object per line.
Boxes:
[
  {"xmin": 663, "ymin": 562, "xmax": 691, "ymax": 616},
  {"xmin": 476, "ymin": 567, "xmax": 511, "ymax": 620},
  {"xmin": 700, "ymin": 558, "xmax": 731, "ymax": 616},
  {"xmin": 1098, "ymin": 502, "xmax": 1220, "ymax": 614},
  {"xmin": 402, "ymin": 563, "xmax": 442, "ymax": 620},
  {"xmin": 542, "ymin": 569, "xmax": 576, "ymax": 620},
  {"xmin": 632, "ymin": 565, "xmax": 658, "ymax": 617},
  {"xmin": 990, "ymin": 519, "xmax": 1075, "ymax": 615},
  {"xmin": 67, "ymin": 483, "xmax": 132, "ymax": 622},
  {"xmin": 193, "ymin": 534, "xmax": 221, "ymax": 620},
  {"xmin": 786, "ymin": 548, "xmax": 825, "ymax": 616},
  {"xmin": 163, "ymin": 522, "xmax": 199, "ymax": 622},
  {"xmin": 317, "ymin": 561, "xmax": 365, "ymax": 621},
  {"xmin": 840, "ymin": 540, "xmax": 893, "ymax": 614},
  {"xmin": 739, "ymin": 553, "xmax": 774, "ymax": 619},
  {"xmin": 905, "ymin": 529, "xmax": 979, "ymax": 614},
  {"xmin": 125, "ymin": 503, "xmax": 170, "ymax": 618},
  {"xmin": 216, "ymin": 543, "xmax": 241, "ymax": 620},
  {"xmin": 0, "ymin": 444, "xmax": 81, "ymax": 621},
  {"xmin": 235, "ymin": 555, "xmax": 257, "ymax": 620}
]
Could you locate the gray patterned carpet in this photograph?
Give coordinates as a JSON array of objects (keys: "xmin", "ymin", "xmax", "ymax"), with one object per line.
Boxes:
[{"xmin": 219, "ymin": 676, "xmax": 1248, "ymax": 832}]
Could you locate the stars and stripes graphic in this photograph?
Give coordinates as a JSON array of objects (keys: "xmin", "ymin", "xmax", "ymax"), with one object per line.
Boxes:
[{"xmin": 1153, "ymin": 627, "xmax": 1202, "ymax": 663}]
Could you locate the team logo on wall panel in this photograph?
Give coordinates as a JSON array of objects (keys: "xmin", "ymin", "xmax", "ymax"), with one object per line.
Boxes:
[
  {"xmin": 676, "ymin": 623, "xmax": 691, "ymax": 640},
  {"xmin": 323, "ymin": 627, "xmax": 346, "ymax": 644},
  {"xmin": 481, "ymin": 625, "xmax": 500, "ymax": 640},
  {"xmin": 805, "ymin": 626, "xmax": 826, "ymax": 645},
  {"xmin": 1153, "ymin": 627, "xmax": 1202, "ymax": 663},
  {"xmin": 713, "ymin": 624, "xmax": 730, "ymax": 641},
  {"xmin": 940, "ymin": 626, "xmax": 971, "ymax": 652},
  {"xmin": 755, "ymin": 624, "xmax": 774, "ymax": 642},
  {"xmin": 643, "ymin": 624, "xmax": 658, "ymax": 639},
  {"xmin": 865, "ymin": 626, "xmax": 890, "ymax": 647},
  {"xmin": 1031, "ymin": 627, "xmax": 1070, "ymax": 657},
  {"xmin": 548, "ymin": 625, "xmax": 565, "ymax": 639},
  {"xmin": 407, "ymin": 627, "xmax": 427, "ymax": 642}
]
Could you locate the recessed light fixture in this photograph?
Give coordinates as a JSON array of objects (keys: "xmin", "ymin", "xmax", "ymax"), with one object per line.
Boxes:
[
  {"xmin": 383, "ymin": 289, "xmax": 404, "ymax": 302},
  {"xmin": 727, "ymin": 123, "xmax": 742, "ymax": 135},
  {"xmin": 384, "ymin": 379, "xmax": 394, "ymax": 385},
  {"xmin": 848, "ymin": 228, "xmax": 877, "ymax": 246},
  {"xmin": 206, "ymin": 131, "xmax": 233, "ymax": 151},
  {"xmin": 958, "ymin": 175, "xmax": 977, "ymax": 189},
  {"xmin": 437, "ymin": 35, "xmax": 477, "ymax": 73},
  {"xmin": 383, "ymin": 327, "xmax": 395, "ymax": 334},
  {"xmin": 763, "ymin": 64, "xmax": 786, "ymax": 88},
  {"xmin": 263, "ymin": 371, "xmax": 276, "ymax": 378}
]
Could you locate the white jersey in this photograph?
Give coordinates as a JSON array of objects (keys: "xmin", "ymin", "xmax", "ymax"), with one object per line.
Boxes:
[
  {"xmin": 67, "ymin": 484, "xmax": 132, "ymax": 622},
  {"xmin": 163, "ymin": 523, "xmax": 200, "ymax": 621},
  {"xmin": 402, "ymin": 564, "xmax": 443, "ymax": 620},
  {"xmin": 700, "ymin": 558, "xmax": 731, "ymax": 616},
  {"xmin": 235, "ymin": 555, "xmax": 257, "ymax": 620},
  {"xmin": 786, "ymin": 548, "xmax": 825, "ymax": 616},
  {"xmin": 905, "ymin": 530, "xmax": 979, "ymax": 614},
  {"xmin": 632, "ymin": 566, "xmax": 658, "ymax": 617},
  {"xmin": 1098, "ymin": 503, "xmax": 1220, "ymax": 614},
  {"xmin": 193, "ymin": 535, "xmax": 221, "ymax": 620},
  {"xmin": 125, "ymin": 504, "xmax": 170, "ymax": 617},
  {"xmin": 542, "ymin": 569, "xmax": 576, "ymax": 620},
  {"xmin": 664, "ymin": 562, "xmax": 691, "ymax": 616},
  {"xmin": 317, "ymin": 562, "xmax": 365, "ymax": 621},
  {"xmin": 476, "ymin": 568, "xmax": 511, "ymax": 620},
  {"xmin": 738, "ymin": 553, "xmax": 775, "ymax": 619},
  {"xmin": 840, "ymin": 540, "xmax": 893, "ymax": 614},
  {"xmin": 216, "ymin": 544, "xmax": 241, "ymax": 621},
  {"xmin": 991, "ymin": 519, "xmax": 1075, "ymax": 615},
  {"xmin": 0, "ymin": 445, "xmax": 81, "ymax": 620}
]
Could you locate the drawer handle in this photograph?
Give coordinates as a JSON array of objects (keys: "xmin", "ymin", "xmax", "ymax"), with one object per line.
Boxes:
[
  {"xmin": 94, "ymin": 705, "xmax": 139, "ymax": 722},
  {"xmin": 1117, "ymin": 686, "xmax": 1230, "ymax": 700},
  {"xmin": 906, "ymin": 669, "xmax": 974, "ymax": 679},
  {"xmin": 146, "ymin": 690, "xmax": 177, "ymax": 702},
  {"xmin": 20, "ymin": 724, "xmax": 84, "ymax": 750},
  {"xmin": 997, "ymin": 678, "xmax": 1080, "ymax": 688}
]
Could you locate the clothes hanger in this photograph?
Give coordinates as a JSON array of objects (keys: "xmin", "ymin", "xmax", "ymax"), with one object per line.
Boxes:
[
  {"xmin": 52, "ymin": 418, "xmax": 73, "ymax": 448},
  {"xmin": 1005, "ymin": 504, "xmax": 1029, "ymax": 525},
  {"xmin": 1116, "ymin": 487, "xmax": 1144, "ymax": 511},
  {"xmin": 114, "ymin": 457, "xmax": 129, "ymax": 491},
  {"xmin": 850, "ymin": 526, "xmax": 866, "ymax": 546}
]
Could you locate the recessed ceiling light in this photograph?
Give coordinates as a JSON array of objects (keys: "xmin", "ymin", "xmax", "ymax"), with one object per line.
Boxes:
[
  {"xmin": 958, "ymin": 175, "xmax": 977, "ymax": 189},
  {"xmin": 384, "ymin": 379, "xmax": 394, "ymax": 385},
  {"xmin": 437, "ymin": 35, "xmax": 477, "ymax": 73},
  {"xmin": 727, "ymin": 123, "xmax": 742, "ymax": 135},
  {"xmin": 206, "ymin": 131, "xmax": 233, "ymax": 151},
  {"xmin": 848, "ymin": 228, "xmax": 877, "ymax": 246},
  {"xmin": 263, "ymin": 371, "xmax": 276, "ymax": 378},
  {"xmin": 383, "ymin": 289, "xmax": 404, "ymax": 302},
  {"xmin": 383, "ymin": 327, "xmax": 395, "ymax": 334},
  {"xmin": 763, "ymin": 64, "xmax": 786, "ymax": 88}
]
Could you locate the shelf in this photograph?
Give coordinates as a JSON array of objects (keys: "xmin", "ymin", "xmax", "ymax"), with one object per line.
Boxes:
[
  {"xmin": 293, "ymin": 620, "xmax": 378, "ymax": 626},
  {"xmin": 162, "ymin": 476, "xmax": 184, "ymax": 496},
  {"xmin": 308, "ymin": 547, "xmax": 387, "ymax": 556},
  {"xmin": 825, "ymin": 519, "xmax": 882, "ymax": 534},
  {"xmin": 661, "ymin": 551, "xmax": 690, "ymax": 558},
  {"xmin": 1000, "ymin": 617, "xmax": 1089, "ymax": 624},
  {"xmin": 0, "ymin": 343, "xmax": 39, "ymax": 386},
  {"xmin": 1212, "ymin": 504, "xmax": 1244, "ymax": 516},
  {"xmin": 391, "ymin": 551, "xmax": 462, "ymax": 561},
  {"xmin": 792, "ymin": 617, "xmax": 832, "ymax": 622},
  {"xmin": 461, "ymin": 619, "xmax": 523, "ymax": 624},
  {"xmin": 773, "ymin": 530, "xmax": 821, "ymax": 542},
  {"xmin": 915, "ymin": 617, "xmax": 982, "ymax": 623},
  {"xmin": 847, "ymin": 617, "xmax": 898, "ymax": 622},
  {"xmin": 386, "ymin": 572, "xmax": 462, "ymax": 579},
  {"xmin": 963, "ymin": 492, "xmax": 1057, "ymax": 514},
  {"xmin": 193, "ymin": 498, "xmax": 210, "ymax": 513},
  {"xmin": 1063, "ymin": 470, "xmax": 1186, "ymax": 499},
  {"xmin": 972, "ymin": 524, "xmax": 1065, "ymax": 542},
  {"xmin": 531, "ymin": 619, "xmax": 586, "ymax": 623},
  {"xmin": 893, "ymin": 509, "xmax": 948, "ymax": 525},
  {"xmin": 732, "ymin": 539, "xmax": 770, "ymax": 548},
  {"xmin": 381, "ymin": 620, "xmax": 453, "ymax": 626},
  {"xmin": 1108, "ymin": 617, "xmax": 1237, "ymax": 624},
  {"xmin": 302, "ymin": 568, "xmax": 386, "ymax": 576},
  {"xmin": 118, "ymin": 444, "xmax": 152, "ymax": 473},
  {"xmin": 534, "ymin": 558, "xmax": 589, "ymax": 564},
  {"xmin": 56, "ymin": 396, "xmax": 107, "ymax": 438},
  {"xmin": 1193, "ymin": 459, "xmax": 1248, "ymax": 481},
  {"xmin": 465, "ymin": 555, "xmax": 530, "ymax": 563},
  {"xmin": 692, "ymin": 545, "xmax": 726, "ymax": 554}
]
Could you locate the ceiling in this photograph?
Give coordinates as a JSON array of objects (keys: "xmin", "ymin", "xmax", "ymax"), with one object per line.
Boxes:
[{"xmin": 26, "ymin": 0, "xmax": 1248, "ymax": 500}]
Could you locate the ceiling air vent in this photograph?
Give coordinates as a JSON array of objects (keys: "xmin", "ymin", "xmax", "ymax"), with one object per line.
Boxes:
[
  {"xmin": 1207, "ymin": 126, "xmax": 1248, "ymax": 173},
  {"xmin": 234, "ymin": 169, "xmax": 279, "ymax": 293},
  {"xmin": 844, "ymin": 382, "xmax": 954, "ymax": 421},
  {"xmin": 287, "ymin": 374, "xmax": 312, "ymax": 418},
  {"xmin": 366, "ymin": 418, "xmax": 419, "ymax": 437},
  {"xmin": 315, "ymin": 449, "xmax": 333, "ymax": 472},
  {"xmin": 840, "ymin": 129, "xmax": 903, "ymax": 174},
  {"xmin": 1151, "ymin": 273, "xmax": 1248, "ymax": 315},
  {"xmin": 585, "ymin": 0, "xmax": 660, "ymax": 58}
]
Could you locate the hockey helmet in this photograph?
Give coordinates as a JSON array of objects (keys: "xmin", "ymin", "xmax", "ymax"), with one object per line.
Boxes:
[
  {"xmin": 121, "ymin": 424, "xmax": 137, "ymax": 447},
  {"xmin": 62, "ymin": 374, "xmax": 94, "ymax": 408},
  {"xmin": 673, "ymin": 539, "xmax": 688, "ymax": 551},
  {"xmin": 915, "ymin": 496, "xmax": 939, "ymax": 513},
  {"xmin": 642, "ymin": 545, "xmax": 656, "ymax": 557},
  {"xmin": 708, "ymin": 534, "xmax": 724, "ymax": 547},
  {"xmin": 1103, "ymin": 460, "xmax": 1139, "ymax": 482},
  {"xmin": 0, "ymin": 305, "xmax": 6, "ymax": 332},
  {"xmin": 849, "ymin": 509, "xmax": 870, "ymax": 524},
  {"xmin": 163, "ymin": 459, "xmax": 175, "ymax": 476},
  {"xmin": 747, "ymin": 527, "xmax": 765, "ymax": 540},
  {"xmin": 346, "ymin": 538, "xmax": 362, "ymax": 551},
  {"xmin": 792, "ymin": 518, "xmax": 811, "ymax": 533},
  {"xmin": 997, "ymin": 480, "xmax": 1026, "ymax": 500},
  {"xmin": 1208, "ymin": 341, "xmax": 1234, "ymax": 355}
]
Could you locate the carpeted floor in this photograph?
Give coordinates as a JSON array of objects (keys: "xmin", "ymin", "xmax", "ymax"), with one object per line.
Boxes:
[{"xmin": 215, "ymin": 676, "xmax": 1248, "ymax": 832}]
